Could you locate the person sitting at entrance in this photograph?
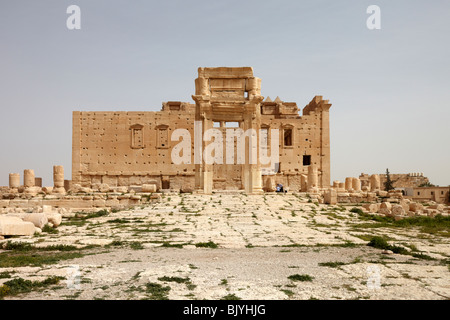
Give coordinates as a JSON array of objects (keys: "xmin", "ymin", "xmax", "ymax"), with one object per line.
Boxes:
[{"xmin": 276, "ymin": 184, "xmax": 284, "ymax": 192}]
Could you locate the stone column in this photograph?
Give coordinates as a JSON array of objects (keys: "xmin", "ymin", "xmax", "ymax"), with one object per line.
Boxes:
[
  {"xmin": 338, "ymin": 182, "xmax": 345, "ymax": 191},
  {"xmin": 370, "ymin": 174, "xmax": 381, "ymax": 191},
  {"xmin": 300, "ymin": 174, "xmax": 308, "ymax": 192},
  {"xmin": 202, "ymin": 115, "xmax": 213, "ymax": 194},
  {"xmin": 196, "ymin": 77, "xmax": 210, "ymax": 96},
  {"xmin": 320, "ymin": 107, "xmax": 331, "ymax": 189},
  {"xmin": 307, "ymin": 165, "xmax": 318, "ymax": 191},
  {"xmin": 352, "ymin": 177, "xmax": 361, "ymax": 192},
  {"xmin": 333, "ymin": 181, "xmax": 340, "ymax": 189},
  {"xmin": 345, "ymin": 177, "xmax": 353, "ymax": 192},
  {"xmin": 9, "ymin": 173, "xmax": 20, "ymax": 188},
  {"xmin": 242, "ymin": 114, "xmax": 263, "ymax": 194},
  {"xmin": 23, "ymin": 169, "xmax": 35, "ymax": 188},
  {"xmin": 53, "ymin": 165, "xmax": 65, "ymax": 188},
  {"xmin": 246, "ymin": 77, "xmax": 262, "ymax": 98},
  {"xmin": 53, "ymin": 165, "xmax": 66, "ymax": 194}
]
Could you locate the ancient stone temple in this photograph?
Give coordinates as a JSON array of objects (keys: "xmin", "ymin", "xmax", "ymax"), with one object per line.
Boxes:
[{"xmin": 72, "ymin": 67, "xmax": 332, "ymax": 194}]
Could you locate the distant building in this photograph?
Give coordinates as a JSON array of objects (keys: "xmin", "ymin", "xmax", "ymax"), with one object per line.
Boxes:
[{"xmin": 405, "ymin": 186, "xmax": 449, "ymax": 204}]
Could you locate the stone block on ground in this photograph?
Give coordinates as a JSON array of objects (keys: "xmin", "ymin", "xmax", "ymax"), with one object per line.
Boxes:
[
  {"xmin": 409, "ymin": 202, "xmax": 424, "ymax": 212},
  {"xmin": 392, "ymin": 204, "xmax": 405, "ymax": 217},
  {"xmin": 380, "ymin": 202, "xmax": 392, "ymax": 210},
  {"xmin": 379, "ymin": 208, "xmax": 392, "ymax": 217},
  {"xmin": 377, "ymin": 191, "xmax": 388, "ymax": 197},
  {"xmin": 142, "ymin": 184, "xmax": 157, "ymax": 193},
  {"xmin": 46, "ymin": 213, "xmax": 62, "ymax": 227},
  {"xmin": 22, "ymin": 212, "xmax": 49, "ymax": 229},
  {"xmin": 324, "ymin": 189, "xmax": 337, "ymax": 205},
  {"xmin": 0, "ymin": 216, "xmax": 36, "ymax": 236},
  {"xmin": 129, "ymin": 185, "xmax": 143, "ymax": 193},
  {"xmin": 363, "ymin": 203, "xmax": 379, "ymax": 213},
  {"xmin": 399, "ymin": 199, "xmax": 410, "ymax": 212},
  {"xmin": 429, "ymin": 204, "xmax": 444, "ymax": 211}
]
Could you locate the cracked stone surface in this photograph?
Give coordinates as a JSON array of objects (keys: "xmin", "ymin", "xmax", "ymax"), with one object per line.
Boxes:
[{"xmin": 1, "ymin": 192, "xmax": 449, "ymax": 300}]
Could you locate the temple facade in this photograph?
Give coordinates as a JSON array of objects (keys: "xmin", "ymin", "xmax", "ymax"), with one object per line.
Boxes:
[{"xmin": 72, "ymin": 67, "xmax": 332, "ymax": 194}]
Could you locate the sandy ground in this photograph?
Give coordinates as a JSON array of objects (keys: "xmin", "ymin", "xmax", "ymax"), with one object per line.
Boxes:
[{"xmin": 1, "ymin": 192, "xmax": 449, "ymax": 300}]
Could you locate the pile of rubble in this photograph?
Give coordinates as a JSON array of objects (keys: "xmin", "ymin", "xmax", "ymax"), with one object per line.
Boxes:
[
  {"xmin": 363, "ymin": 200, "xmax": 448, "ymax": 220},
  {"xmin": 1, "ymin": 167, "xmax": 162, "ymax": 215},
  {"xmin": 0, "ymin": 185, "xmax": 161, "ymax": 215},
  {"xmin": 0, "ymin": 205, "xmax": 62, "ymax": 238}
]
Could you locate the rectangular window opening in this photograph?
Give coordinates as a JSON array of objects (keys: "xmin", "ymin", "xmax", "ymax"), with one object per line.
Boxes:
[
  {"xmin": 284, "ymin": 128, "xmax": 292, "ymax": 146},
  {"xmin": 303, "ymin": 155, "xmax": 311, "ymax": 166}
]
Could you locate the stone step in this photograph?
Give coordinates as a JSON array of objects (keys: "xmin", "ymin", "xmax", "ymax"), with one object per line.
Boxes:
[{"xmin": 212, "ymin": 190, "xmax": 246, "ymax": 195}]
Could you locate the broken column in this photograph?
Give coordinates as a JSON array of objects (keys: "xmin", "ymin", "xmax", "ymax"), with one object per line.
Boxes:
[
  {"xmin": 23, "ymin": 169, "xmax": 35, "ymax": 188},
  {"xmin": 352, "ymin": 177, "xmax": 361, "ymax": 192},
  {"xmin": 9, "ymin": 173, "xmax": 20, "ymax": 189},
  {"xmin": 345, "ymin": 177, "xmax": 353, "ymax": 192},
  {"xmin": 370, "ymin": 174, "xmax": 381, "ymax": 191},
  {"xmin": 307, "ymin": 165, "xmax": 318, "ymax": 192},
  {"xmin": 142, "ymin": 183, "xmax": 157, "ymax": 193},
  {"xmin": 53, "ymin": 165, "xmax": 66, "ymax": 194},
  {"xmin": 300, "ymin": 174, "xmax": 308, "ymax": 192},
  {"xmin": 196, "ymin": 77, "xmax": 210, "ymax": 96},
  {"xmin": 22, "ymin": 213, "xmax": 49, "ymax": 229}
]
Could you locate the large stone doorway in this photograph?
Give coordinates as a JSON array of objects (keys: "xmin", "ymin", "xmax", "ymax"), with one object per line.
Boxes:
[
  {"xmin": 212, "ymin": 121, "xmax": 243, "ymax": 190},
  {"xmin": 192, "ymin": 67, "xmax": 264, "ymax": 194}
]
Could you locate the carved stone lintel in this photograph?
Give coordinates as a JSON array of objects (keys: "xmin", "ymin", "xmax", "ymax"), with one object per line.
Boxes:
[{"xmin": 192, "ymin": 95, "xmax": 210, "ymax": 103}]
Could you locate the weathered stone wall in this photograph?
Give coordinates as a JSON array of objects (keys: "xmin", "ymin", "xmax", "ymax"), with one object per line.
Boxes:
[
  {"xmin": 360, "ymin": 173, "xmax": 430, "ymax": 190},
  {"xmin": 0, "ymin": 192, "xmax": 161, "ymax": 215},
  {"xmin": 72, "ymin": 104, "xmax": 197, "ymax": 188},
  {"xmin": 72, "ymin": 68, "xmax": 331, "ymax": 192},
  {"xmin": 408, "ymin": 186, "xmax": 449, "ymax": 204}
]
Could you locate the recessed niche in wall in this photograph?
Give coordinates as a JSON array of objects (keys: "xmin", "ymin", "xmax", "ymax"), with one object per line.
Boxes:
[
  {"xmin": 157, "ymin": 125, "xmax": 169, "ymax": 148},
  {"xmin": 130, "ymin": 124, "xmax": 145, "ymax": 149}
]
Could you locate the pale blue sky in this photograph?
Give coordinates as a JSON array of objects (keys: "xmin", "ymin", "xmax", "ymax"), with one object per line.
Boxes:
[{"xmin": 0, "ymin": 0, "xmax": 449, "ymax": 187}]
